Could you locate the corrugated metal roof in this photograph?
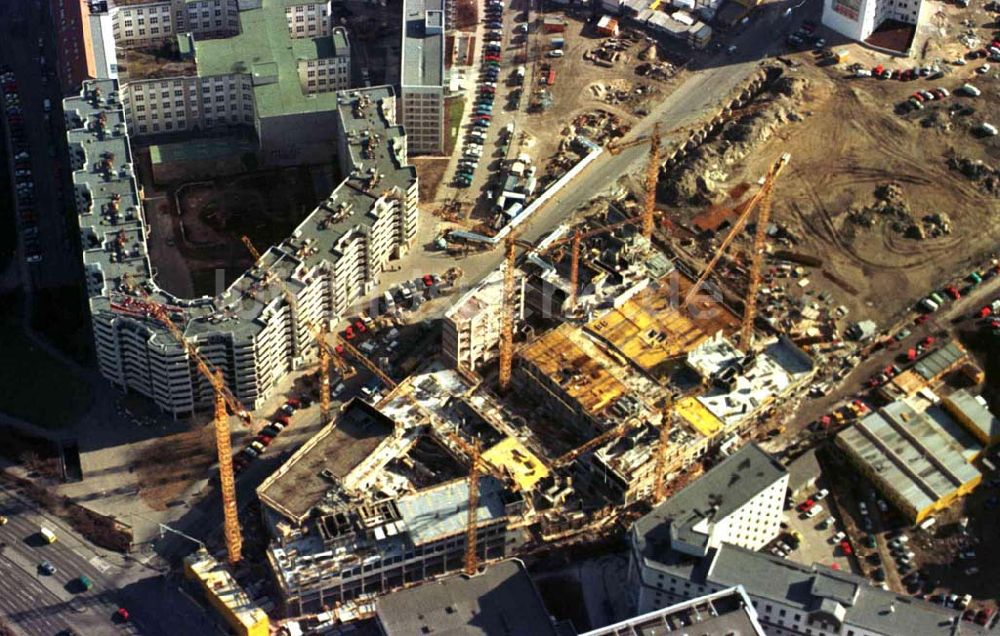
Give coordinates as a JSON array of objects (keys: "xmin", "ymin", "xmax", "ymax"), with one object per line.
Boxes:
[
  {"xmin": 836, "ymin": 400, "xmax": 981, "ymax": 516},
  {"xmin": 913, "ymin": 342, "xmax": 965, "ymax": 380}
]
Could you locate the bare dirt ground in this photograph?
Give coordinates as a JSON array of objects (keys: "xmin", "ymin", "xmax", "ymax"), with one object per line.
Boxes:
[
  {"xmin": 134, "ymin": 421, "xmax": 215, "ymax": 510},
  {"xmin": 143, "ymin": 167, "xmax": 320, "ymax": 297},
  {"xmin": 667, "ymin": 45, "xmax": 998, "ymax": 326}
]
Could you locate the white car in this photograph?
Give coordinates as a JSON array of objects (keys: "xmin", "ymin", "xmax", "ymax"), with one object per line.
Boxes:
[
  {"xmin": 831, "ymin": 531, "xmax": 846, "ymax": 544},
  {"xmin": 877, "ymin": 499, "xmax": 888, "ymax": 512},
  {"xmin": 815, "ymin": 488, "xmax": 830, "ymax": 501},
  {"xmin": 806, "ymin": 504, "xmax": 824, "ymax": 518}
]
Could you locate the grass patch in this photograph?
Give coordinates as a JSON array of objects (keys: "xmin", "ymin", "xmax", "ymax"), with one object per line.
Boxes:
[
  {"xmin": 0, "ymin": 293, "xmax": 91, "ymax": 430},
  {"xmin": 445, "ymin": 96, "xmax": 465, "ymax": 156}
]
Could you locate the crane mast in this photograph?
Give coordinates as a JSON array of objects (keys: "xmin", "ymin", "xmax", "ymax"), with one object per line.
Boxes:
[
  {"xmin": 212, "ymin": 370, "xmax": 243, "ymax": 563},
  {"xmin": 463, "ymin": 439, "xmax": 481, "ymax": 576},
  {"xmin": 498, "ymin": 238, "xmax": 517, "ymax": 393},
  {"xmin": 741, "ymin": 185, "xmax": 775, "ymax": 348},
  {"xmin": 642, "ymin": 122, "xmax": 661, "ymax": 241},
  {"xmin": 681, "ymin": 154, "xmax": 789, "ymax": 311}
]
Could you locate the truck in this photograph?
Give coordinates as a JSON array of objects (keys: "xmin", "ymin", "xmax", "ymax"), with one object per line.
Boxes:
[{"xmin": 40, "ymin": 527, "xmax": 57, "ymax": 544}]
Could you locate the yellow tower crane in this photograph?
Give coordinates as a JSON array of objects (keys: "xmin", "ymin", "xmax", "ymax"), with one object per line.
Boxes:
[
  {"xmin": 241, "ymin": 236, "xmax": 357, "ymax": 425},
  {"xmin": 681, "ymin": 154, "xmax": 790, "ymax": 346},
  {"xmin": 142, "ymin": 300, "xmax": 244, "ymax": 563}
]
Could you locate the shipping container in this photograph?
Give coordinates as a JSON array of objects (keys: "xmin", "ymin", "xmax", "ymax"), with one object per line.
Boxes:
[
  {"xmin": 547, "ymin": 69, "xmax": 556, "ymax": 85},
  {"xmin": 543, "ymin": 17, "xmax": 567, "ymax": 33}
]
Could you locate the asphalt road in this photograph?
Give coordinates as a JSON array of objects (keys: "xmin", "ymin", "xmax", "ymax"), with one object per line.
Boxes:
[
  {"xmin": 0, "ymin": 0, "xmax": 82, "ymax": 292},
  {"xmin": 386, "ymin": 4, "xmax": 798, "ymax": 302},
  {"xmin": 0, "ymin": 488, "xmax": 141, "ymax": 636}
]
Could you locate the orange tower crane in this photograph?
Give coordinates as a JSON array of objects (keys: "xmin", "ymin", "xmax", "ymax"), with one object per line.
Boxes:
[
  {"xmin": 741, "ymin": 179, "xmax": 778, "ymax": 347},
  {"xmin": 641, "ymin": 122, "xmax": 661, "ymax": 242},
  {"xmin": 681, "ymin": 154, "xmax": 790, "ymax": 323},
  {"xmin": 241, "ymin": 236, "xmax": 358, "ymax": 424},
  {"xmin": 652, "ymin": 397, "xmax": 676, "ymax": 504},
  {"xmin": 443, "ymin": 431, "xmax": 509, "ymax": 576},
  {"xmin": 142, "ymin": 300, "xmax": 244, "ymax": 563},
  {"xmin": 463, "ymin": 439, "xmax": 482, "ymax": 576},
  {"xmin": 498, "ymin": 211, "xmax": 658, "ymax": 391},
  {"xmin": 552, "ymin": 416, "xmax": 643, "ymax": 468}
]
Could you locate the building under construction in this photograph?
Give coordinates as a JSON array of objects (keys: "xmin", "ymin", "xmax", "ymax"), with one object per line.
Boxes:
[
  {"xmin": 256, "ymin": 366, "xmax": 538, "ymax": 613},
  {"xmin": 514, "ymin": 275, "xmax": 814, "ymax": 505},
  {"xmin": 65, "ymin": 79, "xmax": 418, "ymax": 417}
]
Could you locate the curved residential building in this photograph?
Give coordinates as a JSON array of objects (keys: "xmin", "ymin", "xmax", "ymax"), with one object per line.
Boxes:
[{"xmin": 65, "ymin": 80, "xmax": 418, "ymax": 416}]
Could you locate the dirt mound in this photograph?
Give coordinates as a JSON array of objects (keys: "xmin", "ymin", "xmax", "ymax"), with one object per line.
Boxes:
[
  {"xmin": 947, "ymin": 156, "xmax": 1000, "ymax": 196},
  {"xmin": 665, "ymin": 82, "xmax": 807, "ymax": 204},
  {"xmin": 847, "ymin": 182, "xmax": 952, "ymax": 239}
]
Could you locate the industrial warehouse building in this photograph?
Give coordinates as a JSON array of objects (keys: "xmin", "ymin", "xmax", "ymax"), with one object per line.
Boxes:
[
  {"xmin": 65, "ymin": 80, "xmax": 417, "ymax": 416},
  {"xmin": 835, "ymin": 397, "xmax": 988, "ymax": 523}
]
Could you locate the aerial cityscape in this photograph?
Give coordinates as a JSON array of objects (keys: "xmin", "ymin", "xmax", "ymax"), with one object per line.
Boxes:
[{"xmin": 0, "ymin": 0, "xmax": 997, "ymax": 633}]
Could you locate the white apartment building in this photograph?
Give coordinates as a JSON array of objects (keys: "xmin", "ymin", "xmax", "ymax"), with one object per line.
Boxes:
[
  {"xmin": 65, "ymin": 79, "xmax": 418, "ymax": 416},
  {"xmin": 285, "ymin": 0, "xmax": 331, "ymax": 38},
  {"xmin": 121, "ymin": 72, "xmax": 255, "ymax": 135},
  {"xmin": 821, "ymin": 0, "xmax": 923, "ymax": 43},
  {"xmin": 110, "ymin": 0, "xmax": 240, "ymax": 49},
  {"xmin": 442, "ymin": 267, "xmax": 525, "ymax": 370},
  {"xmin": 625, "ymin": 447, "xmax": 970, "ymax": 636},
  {"xmin": 399, "ymin": 0, "xmax": 446, "ymax": 154}
]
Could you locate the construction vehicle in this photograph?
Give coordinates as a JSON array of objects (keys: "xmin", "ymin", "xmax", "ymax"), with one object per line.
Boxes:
[
  {"xmin": 241, "ymin": 236, "xmax": 357, "ymax": 424},
  {"xmin": 681, "ymin": 153, "xmax": 790, "ymax": 348}
]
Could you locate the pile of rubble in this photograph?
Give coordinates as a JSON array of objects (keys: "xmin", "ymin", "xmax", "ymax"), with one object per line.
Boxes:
[
  {"xmin": 847, "ymin": 183, "xmax": 953, "ymax": 239},
  {"xmin": 664, "ymin": 77, "xmax": 808, "ymax": 203},
  {"xmin": 636, "ymin": 61, "xmax": 678, "ymax": 80},
  {"xmin": 947, "ymin": 156, "xmax": 999, "ymax": 196},
  {"xmin": 584, "ymin": 37, "xmax": 632, "ymax": 68},
  {"xmin": 570, "ymin": 109, "xmax": 631, "ymax": 144}
]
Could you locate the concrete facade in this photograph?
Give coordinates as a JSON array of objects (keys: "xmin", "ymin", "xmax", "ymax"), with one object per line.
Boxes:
[
  {"xmin": 399, "ymin": 0, "xmax": 445, "ymax": 154},
  {"xmin": 65, "ymin": 80, "xmax": 417, "ymax": 416},
  {"xmin": 821, "ymin": 0, "xmax": 922, "ymax": 42}
]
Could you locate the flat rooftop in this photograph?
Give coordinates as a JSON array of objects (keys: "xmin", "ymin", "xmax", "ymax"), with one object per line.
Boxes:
[
  {"xmin": 397, "ymin": 477, "xmax": 507, "ymax": 546},
  {"xmin": 837, "ymin": 399, "xmax": 981, "ymax": 517},
  {"xmin": 400, "ymin": 0, "xmax": 445, "ymax": 88},
  {"xmin": 375, "ymin": 560, "xmax": 558, "ymax": 636},
  {"xmin": 945, "ymin": 389, "xmax": 1000, "ymax": 441},
  {"xmin": 257, "ymin": 399, "xmax": 395, "ymax": 523},
  {"xmin": 581, "ymin": 586, "xmax": 765, "ymax": 636},
  {"xmin": 184, "ymin": 550, "xmax": 269, "ymax": 632},
  {"xmin": 636, "ymin": 444, "xmax": 786, "ymax": 555},
  {"xmin": 194, "ymin": 1, "xmax": 350, "ymax": 118}
]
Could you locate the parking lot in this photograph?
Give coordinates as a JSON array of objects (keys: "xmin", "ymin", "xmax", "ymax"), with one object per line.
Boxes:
[{"xmin": 774, "ymin": 486, "xmax": 857, "ymax": 575}]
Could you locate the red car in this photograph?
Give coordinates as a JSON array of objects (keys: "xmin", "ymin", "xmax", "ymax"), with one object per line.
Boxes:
[
  {"xmin": 116, "ymin": 607, "xmax": 130, "ymax": 622},
  {"xmin": 945, "ymin": 285, "xmax": 961, "ymax": 300},
  {"xmin": 914, "ymin": 314, "xmax": 930, "ymax": 325},
  {"xmin": 355, "ymin": 320, "xmax": 367, "ymax": 333},
  {"xmin": 840, "ymin": 539, "xmax": 853, "ymax": 555},
  {"xmin": 484, "ymin": 55, "xmax": 501, "ymax": 62},
  {"xmin": 286, "ymin": 397, "xmax": 301, "ymax": 409},
  {"xmin": 276, "ymin": 414, "xmax": 291, "ymax": 426},
  {"xmin": 335, "ymin": 344, "xmax": 345, "ymax": 355},
  {"xmin": 979, "ymin": 306, "xmax": 992, "ymax": 319},
  {"xmin": 797, "ymin": 498, "xmax": 815, "ymax": 512},
  {"xmin": 256, "ymin": 434, "xmax": 274, "ymax": 446},
  {"xmin": 911, "ymin": 92, "xmax": 925, "ymax": 102},
  {"xmin": 343, "ymin": 326, "xmax": 355, "ymax": 340},
  {"xmin": 423, "ymin": 274, "xmax": 435, "ymax": 287},
  {"xmin": 975, "ymin": 609, "xmax": 992, "ymax": 625}
]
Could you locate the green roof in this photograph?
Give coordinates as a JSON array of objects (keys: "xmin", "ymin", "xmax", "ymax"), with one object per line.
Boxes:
[{"xmin": 194, "ymin": 0, "xmax": 349, "ymax": 118}]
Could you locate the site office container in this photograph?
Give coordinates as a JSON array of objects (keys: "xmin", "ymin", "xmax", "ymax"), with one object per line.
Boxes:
[{"xmin": 543, "ymin": 17, "xmax": 567, "ymax": 33}]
